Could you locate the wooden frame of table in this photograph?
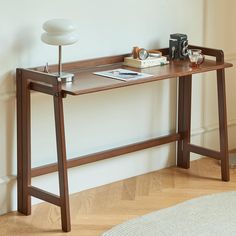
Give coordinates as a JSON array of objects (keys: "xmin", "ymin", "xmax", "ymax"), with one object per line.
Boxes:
[{"xmin": 16, "ymin": 45, "xmax": 233, "ymax": 232}]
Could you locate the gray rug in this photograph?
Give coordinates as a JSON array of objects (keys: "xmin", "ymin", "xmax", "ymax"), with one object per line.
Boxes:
[{"xmin": 102, "ymin": 191, "xmax": 236, "ymax": 236}]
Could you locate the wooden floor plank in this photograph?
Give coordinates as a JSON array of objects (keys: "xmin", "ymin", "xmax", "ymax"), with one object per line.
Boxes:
[{"xmin": 1, "ymin": 157, "xmax": 236, "ymax": 236}]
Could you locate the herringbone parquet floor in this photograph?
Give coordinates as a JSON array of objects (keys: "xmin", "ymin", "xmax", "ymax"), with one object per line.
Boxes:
[{"xmin": 1, "ymin": 157, "xmax": 236, "ymax": 236}]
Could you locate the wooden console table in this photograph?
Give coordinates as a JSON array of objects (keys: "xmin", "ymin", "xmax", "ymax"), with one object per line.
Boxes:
[{"xmin": 16, "ymin": 45, "xmax": 233, "ymax": 232}]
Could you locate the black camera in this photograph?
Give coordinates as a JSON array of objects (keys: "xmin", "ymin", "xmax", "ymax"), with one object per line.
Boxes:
[{"xmin": 169, "ymin": 33, "xmax": 188, "ymax": 60}]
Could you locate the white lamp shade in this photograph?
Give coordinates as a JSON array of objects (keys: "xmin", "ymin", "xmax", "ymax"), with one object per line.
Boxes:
[
  {"xmin": 41, "ymin": 18, "xmax": 78, "ymax": 46},
  {"xmin": 41, "ymin": 32, "xmax": 78, "ymax": 45},
  {"xmin": 43, "ymin": 19, "xmax": 76, "ymax": 33}
]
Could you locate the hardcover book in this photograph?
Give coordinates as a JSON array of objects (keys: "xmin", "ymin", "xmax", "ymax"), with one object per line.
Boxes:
[{"xmin": 123, "ymin": 56, "xmax": 169, "ymax": 68}]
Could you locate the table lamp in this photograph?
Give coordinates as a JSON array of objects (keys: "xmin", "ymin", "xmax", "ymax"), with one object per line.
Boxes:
[{"xmin": 41, "ymin": 19, "xmax": 78, "ymax": 82}]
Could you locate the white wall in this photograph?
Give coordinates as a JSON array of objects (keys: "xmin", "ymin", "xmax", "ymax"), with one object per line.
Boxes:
[
  {"xmin": 1, "ymin": 0, "xmax": 235, "ymax": 215},
  {"xmin": 200, "ymin": 0, "xmax": 236, "ymax": 150}
]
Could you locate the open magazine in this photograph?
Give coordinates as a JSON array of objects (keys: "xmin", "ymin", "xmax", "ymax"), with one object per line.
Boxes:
[{"xmin": 93, "ymin": 68, "xmax": 153, "ymax": 81}]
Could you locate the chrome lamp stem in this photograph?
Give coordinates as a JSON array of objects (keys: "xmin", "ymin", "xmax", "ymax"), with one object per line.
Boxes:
[{"xmin": 58, "ymin": 45, "xmax": 62, "ymax": 77}]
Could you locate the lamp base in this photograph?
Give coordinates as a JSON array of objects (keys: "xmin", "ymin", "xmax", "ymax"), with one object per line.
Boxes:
[{"xmin": 54, "ymin": 72, "xmax": 75, "ymax": 83}]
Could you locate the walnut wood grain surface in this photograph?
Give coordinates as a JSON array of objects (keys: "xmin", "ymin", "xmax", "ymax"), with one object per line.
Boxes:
[{"xmin": 62, "ymin": 59, "xmax": 232, "ymax": 95}]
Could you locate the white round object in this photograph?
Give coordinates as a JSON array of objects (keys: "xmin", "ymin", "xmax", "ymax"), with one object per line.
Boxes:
[
  {"xmin": 41, "ymin": 32, "xmax": 78, "ymax": 46},
  {"xmin": 41, "ymin": 18, "xmax": 78, "ymax": 45},
  {"xmin": 43, "ymin": 18, "xmax": 76, "ymax": 33}
]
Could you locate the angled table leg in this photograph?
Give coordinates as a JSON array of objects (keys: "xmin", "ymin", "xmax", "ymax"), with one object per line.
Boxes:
[
  {"xmin": 177, "ymin": 75, "xmax": 192, "ymax": 169},
  {"xmin": 177, "ymin": 70, "xmax": 229, "ymax": 182},
  {"xmin": 17, "ymin": 68, "xmax": 71, "ymax": 231},
  {"xmin": 53, "ymin": 92, "xmax": 71, "ymax": 232},
  {"xmin": 217, "ymin": 69, "xmax": 230, "ymax": 181},
  {"xmin": 17, "ymin": 69, "xmax": 32, "ymax": 215}
]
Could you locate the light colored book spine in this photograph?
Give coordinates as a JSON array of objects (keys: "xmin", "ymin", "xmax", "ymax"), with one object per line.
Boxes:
[{"xmin": 123, "ymin": 56, "xmax": 169, "ymax": 68}]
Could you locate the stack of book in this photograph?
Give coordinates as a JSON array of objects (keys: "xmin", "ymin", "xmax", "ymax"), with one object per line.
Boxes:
[{"xmin": 123, "ymin": 56, "xmax": 169, "ymax": 68}]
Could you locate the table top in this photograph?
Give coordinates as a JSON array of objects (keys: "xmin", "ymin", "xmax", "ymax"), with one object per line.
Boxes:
[{"xmin": 61, "ymin": 58, "xmax": 233, "ymax": 96}]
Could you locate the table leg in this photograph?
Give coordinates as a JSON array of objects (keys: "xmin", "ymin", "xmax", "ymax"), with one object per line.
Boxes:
[
  {"xmin": 17, "ymin": 69, "xmax": 32, "ymax": 215},
  {"xmin": 217, "ymin": 69, "xmax": 230, "ymax": 181},
  {"xmin": 177, "ymin": 75, "xmax": 192, "ymax": 169},
  {"xmin": 53, "ymin": 93, "xmax": 71, "ymax": 232}
]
